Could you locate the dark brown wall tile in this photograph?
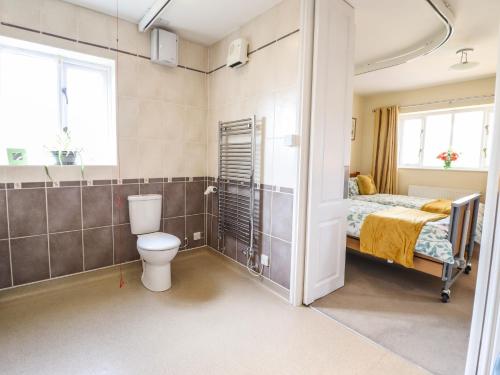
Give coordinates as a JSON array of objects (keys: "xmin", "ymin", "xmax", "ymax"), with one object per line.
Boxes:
[
  {"xmin": 11, "ymin": 235, "xmax": 49, "ymax": 285},
  {"xmin": 163, "ymin": 217, "xmax": 185, "ymax": 247},
  {"xmin": 113, "ymin": 184, "xmax": 139, "ymax": 225},
  {"xmin": 186, "ymin": 181, "xmax": 204, "ymax": 215},
  {"xmin": 163, "ymin": 182, "xmax": 185, "ymax": 218},
  {"xmin": 140, "ymin": 183, "xmax": 163, "ymax": 196},
  {"xmin": 47, "ymin": 187, "xmax": 82, "ymax": 233},
  {"xmin": 8, "ymin": 188, "xmax": 47, "ymax": 237},
  {"xmin": 212, "ymin": 193, "xmax": 219, "ymax": 216},
  {"xmin": 254, "ymin": 189, "xmax": 272, "ymax": 235},
  {"xmin": 254, "ymin": 232, "xmax": 271, "ymax": 278},
  {"xmin": 82, "ymin": 185, "xmax": 112, "ymax": 228},
  {"xmin": 49, "ymin": 231, "xmax": 83, "ymax": 277},
  {"xmin": 84, "ymin": 227, "xmax": 113, "ymax": 270},
  {"xmin": 271, "ymin": 192, "xmax": 293, "ymax": 242},
  {"xmin": 223, "ymin": 234, "xmax": 237, "ymax": 260},
  {"xmin": 270, "ymin": 237, "xmax": 291, "ymax": 289},
  {"xmin": 186, "ymin": 214, "xmax": 204, "ymax": 249},
  {"xmin": 209, "ymin": 216, "xmax": 219, "ymax": 250},
  {"xmin": 0, "ymin": 190, "xmax": 8, "ymax": 239},
  {"xmin": 113, "ymin": 224, "xmax": 139, "ymax": 263},
  {"xmin": 0, "ymin": 240, "xmax": 11, "ymax": 288}
]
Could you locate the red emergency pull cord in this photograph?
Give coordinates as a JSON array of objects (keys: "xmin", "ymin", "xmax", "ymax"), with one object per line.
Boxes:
[{"xmin": 119, "ymin": 265, "xmax": 125, "ymax": 288}]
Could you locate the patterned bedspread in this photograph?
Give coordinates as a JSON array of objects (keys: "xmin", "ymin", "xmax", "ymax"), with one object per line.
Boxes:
[
  {"xmin": 350, "ymin": 193, "xmax": 484, "ymax": 244},
  {"xmin": 347, "ymin": 199, "xmax": 455, "ymax": 264}
]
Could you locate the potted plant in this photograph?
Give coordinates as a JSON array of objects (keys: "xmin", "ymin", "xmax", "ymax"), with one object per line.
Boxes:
[
  {"xmin": 437, "ymin": 150, "xmax": 459, "ymax": 169},
  {"xmin": 48, "ymin": 127, "xmax": 81, "ymax": 166}
]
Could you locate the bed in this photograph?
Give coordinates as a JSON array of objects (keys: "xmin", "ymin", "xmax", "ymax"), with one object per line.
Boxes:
[{"xmin": 346, "ymin": 174, "xmax": 481, "ymax": 302}]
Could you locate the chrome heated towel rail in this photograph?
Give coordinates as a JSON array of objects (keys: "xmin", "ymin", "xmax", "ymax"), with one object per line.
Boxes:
[{"xmin": 218, "ymin": 117, "xmax": 256, "ymax": 267}]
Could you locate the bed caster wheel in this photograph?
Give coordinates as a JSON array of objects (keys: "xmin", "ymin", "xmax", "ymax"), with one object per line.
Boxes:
[
  {"xmin": 441, "ymin": 290, "xmax": 450, "ymax": 303},
  {"xmin": 464, "ymin": 265, "xmax": 472, "ymax": 275}
]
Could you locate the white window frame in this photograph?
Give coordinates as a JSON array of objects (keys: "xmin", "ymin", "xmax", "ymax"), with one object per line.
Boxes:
[
  {"xmin": 398, "ymin": 105, "xmax": 495, "ymax": 171},
  {"xmin": 0, "ymin": 35, "xmax": 116, "ymax": 166}
]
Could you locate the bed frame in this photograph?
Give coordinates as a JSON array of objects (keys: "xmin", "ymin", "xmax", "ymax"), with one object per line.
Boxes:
[{"xmin": 347, "ymin": 172, "xmax": 481, "ymax": 302}]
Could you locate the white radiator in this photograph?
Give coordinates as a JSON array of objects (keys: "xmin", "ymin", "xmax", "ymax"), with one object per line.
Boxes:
[{"xmin": 408, "ymin": 185, "xmax": 479, "ymax": 200}]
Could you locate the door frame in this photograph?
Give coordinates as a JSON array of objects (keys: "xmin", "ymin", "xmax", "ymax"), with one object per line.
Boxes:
[{"xmin": 291, "ymin": 2, "xmax": 500, "ymax": 374}]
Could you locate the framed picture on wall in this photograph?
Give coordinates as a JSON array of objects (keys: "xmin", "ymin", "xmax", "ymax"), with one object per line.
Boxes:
[{"xmin": 351, "ymin": 118, "xmax": 357, "ymax": 141}]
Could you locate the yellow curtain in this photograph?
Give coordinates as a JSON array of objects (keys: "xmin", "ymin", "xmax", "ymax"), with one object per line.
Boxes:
[{"xmin": 371, "ymin": 106, "xmax": 399, "ymax": 194}]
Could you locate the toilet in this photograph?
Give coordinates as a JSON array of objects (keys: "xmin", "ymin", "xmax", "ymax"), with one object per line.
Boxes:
[{"xmin": 128, "ymin": 194, "xmax": 181, "ymax": 292}]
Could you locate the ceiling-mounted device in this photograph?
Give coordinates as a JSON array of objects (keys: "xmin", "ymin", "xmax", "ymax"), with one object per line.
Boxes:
[
  {"xmin": 227, "ymin": 38, "xmax": 249, "ymax": 68},
  {"xmin": 151, "ymin": 28, "xmax": 178, "ymax": 67},
  {"xmin": 355, "ymin": 0, "xmax": 455, "ymax": 75},
  {"xmin": 138, "ymin": 0, "xmax": 173, "ymax": 32},
  {"xmin": 450, "ymin": 48, "xmax": 479, "ymax": 71}
]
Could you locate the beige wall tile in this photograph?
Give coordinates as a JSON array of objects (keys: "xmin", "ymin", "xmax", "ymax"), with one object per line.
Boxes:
[
  {"xmin": 118, "ymin": 138, "xmax": 139, "ymax": 179},
  {"xmin": 0, "ymin": 0, "xmax": 42, "ymax": 29},
  {"xmin": 77, "ymin": 7, "xmax": 115, "ymax": 48},
  {"xmin": 117, "ymin": 19, "xmax": 138, "ymax": 55},
  {"xmin": 184, "ymin": 108, "xmax": 207, "ymax": 143},
  {"xmin": 117, "ymin": 97, "xmax": 139, "ymax": 139},
  {"xmin": 163, "ymin": 142, "xmax": 185, "ymax": 177},
  {"xmin": 138, "ymin": 139, "xmax": 165, "ymax": 178},
  {"xmin": 164, "ymin": 103, "xmax": 186, "ymax": 143},
  {"xmin": 40, "ymin": 0, "xmax": 78, "ymax": 39},
  {"xmin": 179, "ymin": 39, "xmax": 208, "ymax": 72},
  {"xmin": 138, "ymin": 99, "xmax": 166, "ymax": 140},
  {"xmin": 275, "ymin": 0, "xmax": 301, "ymax": 39},
  {"xmin": 273, "ymin": 33, "xmax": 300, "ymax": 91},
  {"xmin": 117, "ymin": 54, "xmax": 138, "ymax": 97},
  {"xmin": 184, "ymin": 143, "xmax": 207, "ymax": 177}
]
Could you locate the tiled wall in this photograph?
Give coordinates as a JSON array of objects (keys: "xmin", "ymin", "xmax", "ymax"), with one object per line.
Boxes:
[
  {"xmin": 206, "ymin": 181, "xmax": 294, "ymax": 289},
  {"xmin": 0, "ymin": 178, "xmax": 209, "ymax": 290},
  {"xmin": 205, "ymin": 0, "xmax": 300, "ymax": 290},
  {"xmin": 0, "ymin": 0, "xmax": 300, "ymax": 292},
  {"xmin": 0, "ymin": 0, "xmax": 209, "ymax": 183}
]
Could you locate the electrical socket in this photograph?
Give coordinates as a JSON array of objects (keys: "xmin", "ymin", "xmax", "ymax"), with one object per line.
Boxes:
[
  {"xmin": 193, "ymin": 232, "xmax": 201, "ymax": 241},
  {"xmin": 261, "ymin": 254, "xmax": 269, "ymax": 267}
]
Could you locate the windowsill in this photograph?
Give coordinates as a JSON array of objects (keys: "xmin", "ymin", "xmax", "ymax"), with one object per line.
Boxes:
[
  {"xmin": 0, "ymin": 164, "xmax": 118, "ymax": 167},
  {"xmin": 398, "ymin": 166, "xmax": 489, "ymax": 173}
]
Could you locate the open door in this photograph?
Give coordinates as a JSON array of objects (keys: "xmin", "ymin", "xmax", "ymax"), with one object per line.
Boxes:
[{"xmin": 303, "ymin": 0, "xmax": 354, "ymax": 305}]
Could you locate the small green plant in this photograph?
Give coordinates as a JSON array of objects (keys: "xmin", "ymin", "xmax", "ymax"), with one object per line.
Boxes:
[{"xmin": 44, "ymin": 127, "xmax": 85, "ymax": 181}]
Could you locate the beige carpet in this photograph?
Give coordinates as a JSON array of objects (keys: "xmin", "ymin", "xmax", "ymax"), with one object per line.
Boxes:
[
  {"xmin": 0, "ymin": 247, "xmax": 428, "ymax": 375},
  {"xmin": 313, "ymin": 251, "xmax": 477, "ymax": 375}
]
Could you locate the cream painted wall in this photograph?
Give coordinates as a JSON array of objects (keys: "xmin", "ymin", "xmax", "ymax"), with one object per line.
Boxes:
[
  {"xmin": 352, "ymin": 76, "xmax": 496, "ymax": 196},
  {"xmin": 207, "ymin": 0, "xmax": 301, "ymax": 189},
  {"xmin": 350, "ymin": 94, "xmax": 365, "ymax": 173},
  {"xmin": 0, "ymin": 0, "xmax": 208, "ymax": 182}
]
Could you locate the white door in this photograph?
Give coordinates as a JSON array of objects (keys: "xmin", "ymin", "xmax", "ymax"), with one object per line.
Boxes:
[{"xmin": 303, "ymin": 0, "xmax": 354, "ymax": 305}]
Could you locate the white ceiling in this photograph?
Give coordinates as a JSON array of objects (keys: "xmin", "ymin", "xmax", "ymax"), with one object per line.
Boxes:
[
  {"xmin": 63, "ymin": 0, "xmax": 283, "ymax": 46},
  {"xmin": 64, "ymin": 0, "xmax": 499, "ymax": 94},
  {"xmin": 353, "ymin": 0, "xmax": 499, "ymax": 95}
]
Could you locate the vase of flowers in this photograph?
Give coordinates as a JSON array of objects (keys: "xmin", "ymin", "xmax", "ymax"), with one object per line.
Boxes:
[{"xmin": 437, "ymin": 150, "xmax": 459, "ymax": 169}]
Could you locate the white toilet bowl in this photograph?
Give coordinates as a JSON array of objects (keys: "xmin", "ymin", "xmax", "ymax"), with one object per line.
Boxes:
[{"xmin": 137, "ymin": 232, "xmax": 181, "ymax": 292}]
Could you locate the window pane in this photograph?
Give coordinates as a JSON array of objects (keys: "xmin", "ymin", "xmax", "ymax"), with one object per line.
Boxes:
[
  {"xmin": 65, "ymin": 64, "xmax": 113, "ymax": 165},
  {"xmin": 0, "ymin": 49, "xmax": 59, "ymax": 165},
  {"xmin": 399, "ymin": 118, "xmax": 422, "ymax": 165},
  {"xmin": 452, "ymin": 111, "xmax": 483, "ymax": 168},
  {"xmin": 422, "ymin": 114, "xmax": 452, "ymax": 167}
]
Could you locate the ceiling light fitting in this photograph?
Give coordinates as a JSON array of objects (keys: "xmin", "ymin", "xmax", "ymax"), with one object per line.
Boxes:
[{"xmin": 450, "ymin": 48, "xmax": 479, "ymax": 70}]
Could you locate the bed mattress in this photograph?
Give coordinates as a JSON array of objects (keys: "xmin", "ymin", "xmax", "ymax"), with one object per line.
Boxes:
[
  {"xmin": 350, "ymin": 193, "xmax": 484, "ymax": 244},
  {"xmin": 347, "ymin": 199, "xmax": 455, "ymax": 264}
]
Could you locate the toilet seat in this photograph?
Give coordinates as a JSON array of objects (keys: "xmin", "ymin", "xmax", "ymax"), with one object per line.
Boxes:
[{"xmin": 137, "ymin": 232, "xmax": 181, "ymax": 251}]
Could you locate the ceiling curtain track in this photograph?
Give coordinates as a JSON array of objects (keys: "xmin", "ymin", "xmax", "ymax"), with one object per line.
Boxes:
[{"xmin": 355, "ymin": 0, "xmax": 454, "ymax": 75}]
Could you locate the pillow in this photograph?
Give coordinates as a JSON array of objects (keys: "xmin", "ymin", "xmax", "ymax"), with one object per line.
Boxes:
[
  {"xmin": 357, "ymin": 175, "xmax": 377, "ymax": 195},
  {"xmin": 348, "ymin": 178, "xmax": 360, "ymax": 197}
]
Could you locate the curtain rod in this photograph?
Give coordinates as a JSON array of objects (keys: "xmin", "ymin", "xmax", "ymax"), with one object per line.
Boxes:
[{"xmin": 399, "ymin": 94, "xmax": 495, "ymax": 109}]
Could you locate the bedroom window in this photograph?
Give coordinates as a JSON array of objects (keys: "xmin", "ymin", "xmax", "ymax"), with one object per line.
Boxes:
[
  {"xmin": 398, "ymin": 106, "xmax": 495, "ymax": 170},
  {"xmin": 0, "ymin": 36, "xmax": 116, "ymax": 166}
]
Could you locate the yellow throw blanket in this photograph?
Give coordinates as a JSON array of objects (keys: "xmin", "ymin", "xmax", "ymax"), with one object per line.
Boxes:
[
  {"xmin": 421, "ymin": 199, "xmax": 452, "ymax": 215},
  {"xmin": 360, "ymin": 207, "xmax": 447, "ymax": 268}
]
